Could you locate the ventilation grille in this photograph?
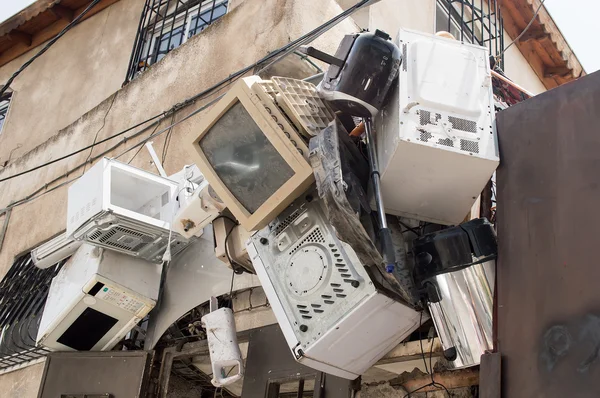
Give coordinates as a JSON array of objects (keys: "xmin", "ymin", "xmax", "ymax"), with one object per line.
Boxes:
[
  {"xmin": 419, "ymin": 130, "xmax": 433, "ymax": 142},
  {"xmin": 402, "ymin": 43, "xmax": 407, "ymax": 71},
  {"xmin": 286, "ymin": 240, "xmax": 356, "ymax": 324},
  {"xmin": 437, "ymin": 138, "xmax": 454, "ymax": 147},
  {"xmin": 87, "ymin": 225, "xmax": 154, "ymax": 254},
  {"xmin": 415, "ymin": 109, "xmax": 483, "ymax": 154},
  {"xmin": 460, "ymin": 139, "xmax": 480, "ymax": 153},
  {"xmin": 288, "ymin": 228, "xmax": 325, "ymax": 255},
  {"xmin": 271, "ymin": 77, "xmax": 335, "ymax": 137},
  {"xmin": 419, "ymin": 110, "xmax": 441, "ymax": 126},
  {"xmin": 448, "ymin": 116, "xmax": 477, "ymax": 133},
  {"xmin": 274, "ymin": 210, "xmax": 301, "ymax": 236}
]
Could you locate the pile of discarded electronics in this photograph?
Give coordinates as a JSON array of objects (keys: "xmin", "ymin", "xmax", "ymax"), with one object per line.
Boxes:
[{"xmin": 31, "ymin": 27, "xmax": 500, "ymax": 389}]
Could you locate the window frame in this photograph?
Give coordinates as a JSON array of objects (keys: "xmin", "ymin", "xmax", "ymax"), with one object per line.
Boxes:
[
  {"xmin": 434, "ymin": 0, "xmax": 504, "ymax": 68},
  {"xmin": 134, "ymin": 0, "xmax": 228, "ymax": 74}
]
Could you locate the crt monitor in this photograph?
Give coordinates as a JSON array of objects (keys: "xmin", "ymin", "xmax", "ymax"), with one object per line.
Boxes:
[{"xmin": 188, "ymin": 76, "xmax": 314, "ymax": 231}]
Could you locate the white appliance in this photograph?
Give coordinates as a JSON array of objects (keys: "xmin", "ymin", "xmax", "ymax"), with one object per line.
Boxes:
[
  {"xmin": 172, "ymin": 179, "xmax": 226, "ymax": 239},
  {"xmin": 246, "ymin": 193, "xmax": 422, "ymax": 380},
  {"xmin": 374, "ymin": 28, "xmax": 499, "ymax": 225},
  {"xmin": 31, "ymin": 232, "xmax": 82, "ymax": 269},
  {"xmin": 37, "ymin": 244, "xmax": 160, "ymax": 351},
  {"xmin": 67, "ymin": 157, "xmax": 189, "ymax": 263},
  {"xmin": 202, "ymin": 297, "xmax": 244, "ymax": 387}
]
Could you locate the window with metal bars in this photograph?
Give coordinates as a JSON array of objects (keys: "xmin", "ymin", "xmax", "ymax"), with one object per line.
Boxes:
[
  {"xmin": 126, "ymin": 0, "xmax": 228, "ymax": 82},
  {"xmin": 435, "ymin": 0, "xmax": 504, "ymax": 68},
  {"xmin": 0, "ymin": 253, "xmax": 66, "ymax": 371},
  {"xmin": 0, "ymin": 92, "xmax": 12, "ymax": 135}
]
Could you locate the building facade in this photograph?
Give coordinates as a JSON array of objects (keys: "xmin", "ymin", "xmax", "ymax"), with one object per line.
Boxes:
[{"xmin": 0, "ymin": 0, "xmax": 584, "ymax": 396}]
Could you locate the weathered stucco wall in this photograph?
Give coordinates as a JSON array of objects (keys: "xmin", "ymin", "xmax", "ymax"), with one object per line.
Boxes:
[
  {"xmin": 0, "ymin": 0, "xmax": 357, "ymax": 394},
  {"xmin": 0, "ymin": 0, "xmax": 145, "ymax": 164}
]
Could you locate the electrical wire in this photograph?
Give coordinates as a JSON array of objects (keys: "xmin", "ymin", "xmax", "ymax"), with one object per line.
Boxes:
[
  {"xmin": 0, "ymin": 113, "xmax": 165, "ymax": 184},
  {"xmin": 0, "ymin": 0, "xmax": 101, "ymax": 98},
  {"xmin": 212, "ymin": 214, "xmax": 246, "ymax": 273},
  {"xmin": 404, "ymin": 310, "xmax": 451, "ymax": 397},
  {"xmin": 496, "ymin": 0, "xmax": 546, "ymax": 60},
  {"xmin": 83, "ymin": 93, "xmax": 117, "ymax": 174},
  {"xmin": 161, "ymin": 112, "xmax": 176, "ymax": 164},
  {"xmin": 125, "ymin": 120, "xmax": 162, "ymax": 164}
]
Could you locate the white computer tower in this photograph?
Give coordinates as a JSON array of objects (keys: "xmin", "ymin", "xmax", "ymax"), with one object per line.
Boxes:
[
  {"xmin": 67, "ymin": 157, "xmax": 189, "ymax": 262},
  {"xmin": 374, "ymin": 28, "xmax": 499, "ymax": 225},
  {"xmin": 37, "ymin": 244, "xmax": 160, "ymax": 351},
  {"xmin": 247, "ymin": 194, "xmax": 421, "ymax": 380}
]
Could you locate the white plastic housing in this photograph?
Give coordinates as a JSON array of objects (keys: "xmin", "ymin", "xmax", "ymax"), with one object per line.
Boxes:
[
  {"xmin": 172, "ymin": 181, "xmax": 226, "ymax": 239},
  {"xmin": 67, "ymin": 158, "xmax": 188, "ymax": 262},
  {"xmin": 201, "ymin": 307, "xmax": 244, "ymax": 387},
  {"xmin": 375, "ymin": 29, "xmax": 499, "ymax": 225},
  {"xmin": 247, "ymin": 196, "xmax": 421, "ymax": 379},
  {"xmin": 37, "ymin": 244, "xmax": 160, "ymax": 352},
  {"xmin": 31, "ymin": 232, "xmax": 82, "ymax": 269}
]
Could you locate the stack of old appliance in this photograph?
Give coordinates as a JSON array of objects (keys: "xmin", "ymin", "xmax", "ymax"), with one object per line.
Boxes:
[
  {"xmin": 34, "ymin": 158, "xmax": 224, "ymax": 352},
  {"xmin": 182, "ymin": 26, "xmax": 500, "ymax": 380}
]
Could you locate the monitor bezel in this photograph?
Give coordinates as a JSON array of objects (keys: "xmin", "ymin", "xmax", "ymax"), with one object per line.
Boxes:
[{"xmin": 188, "ymin": 76, "xmax": 314, "ymax": 231}]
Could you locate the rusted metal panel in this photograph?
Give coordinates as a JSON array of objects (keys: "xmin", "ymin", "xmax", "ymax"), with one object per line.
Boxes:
[
  {"xmin": 496, "ymin": 71, "xmax": 600, "ymax": 397},
  {"xmin": 37, "ymin": 351, "xmax": 153, "ymax": 398},
  {"xmin": 479, "ymin": 352, "xmax": 501, "ymax": 398}
]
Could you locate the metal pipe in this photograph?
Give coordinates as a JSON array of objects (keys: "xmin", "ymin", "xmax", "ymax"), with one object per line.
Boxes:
[
  {"xmin": 363, "ymin": 118, "xmax": 395, "ymax": 273},
  {"xmin": 364, "ymin": 118, "xmax": 387, "ymax": 229},
  {"xmin": 491, "ymin": 70, "xmax": 534, "ymax": 97}
]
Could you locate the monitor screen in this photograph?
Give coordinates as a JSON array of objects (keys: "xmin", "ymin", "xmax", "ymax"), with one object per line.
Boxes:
[{"xmin": 199, "ymin": 101, "xmax": 294, "ymax": 214}]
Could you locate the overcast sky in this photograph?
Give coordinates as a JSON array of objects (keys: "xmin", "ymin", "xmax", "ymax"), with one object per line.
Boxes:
[{"xmin": 0, "ymin": 0, "xmax": 598, "ymax": 72}]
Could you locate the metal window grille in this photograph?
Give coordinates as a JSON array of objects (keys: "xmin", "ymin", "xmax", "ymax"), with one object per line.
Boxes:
[
  {"xmin": 436, "ymin": 0, "xmax": 504, "ymax": 68},
  {"xmin": 0, "ymin": 253, "xmax": 66, "ymax": 371},
  {"xmin": 0, "ymin": 92, "xmax": 12, "ymax": 135},
  {"xmin": 125, "ymin": 0, "xmax": 229, "ymax": 82}
]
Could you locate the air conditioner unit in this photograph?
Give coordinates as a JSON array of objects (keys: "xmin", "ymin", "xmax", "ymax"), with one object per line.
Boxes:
[
  {"xmin": 374, "ymin": 28, "xmax": 499, "ymax": 225},
  {"xmin": 31, "ymin": 232, "xmax": 82, "ymax": 269},
  {"xmin": 67, "ymin": 157, "xmax": 189, "ymax": 263},
  {"xmin": 37, "ymin": 244, "xmax": 160, "ymax": 351},
  {"xmin": 187, "ymin": 76, "xmax": 334, "ymax": 232},
  {"xmin": 246, "ymin": 193, "xmax": 422, "ymax": 380}
]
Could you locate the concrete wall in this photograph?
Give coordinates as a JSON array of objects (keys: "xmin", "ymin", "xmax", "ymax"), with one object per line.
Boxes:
[{"xmin": 0, "ymin": 0, "xmax": 146, "ymax": 164}]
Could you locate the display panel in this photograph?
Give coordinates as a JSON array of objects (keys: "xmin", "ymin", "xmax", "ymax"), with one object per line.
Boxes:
[
  {"xmin": 57, "ymin": 307, "xmax": 118, "ymax": 351},
  {"xmin": 199, "ymin": 101, "xmax": 294, "ymax": 213}
]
